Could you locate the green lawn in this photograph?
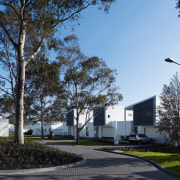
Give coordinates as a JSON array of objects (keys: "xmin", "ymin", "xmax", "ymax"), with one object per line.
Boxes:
[
  {"xmin": 60, "ymin": 140, "xmax": 110, "ymax": 146},
  {"xmin": 29, "ymin": 137, "xmax": 74, "ymax": 141},
  {"xmin": 10, "ymin": 132, "xmax": 74, "ymax": 140},
  {"xmin": 124, "ymin": 151, "xmax": 180, "ymax": 175},
  {"xmin": 10, "ymin": 133, "xmax": 41, "ymax": 138}
]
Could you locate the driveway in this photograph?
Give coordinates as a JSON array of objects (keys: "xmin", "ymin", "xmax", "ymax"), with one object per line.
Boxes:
[{"xmin": 0, "ymin": 140, "xmax": 179, "ymax": 180}]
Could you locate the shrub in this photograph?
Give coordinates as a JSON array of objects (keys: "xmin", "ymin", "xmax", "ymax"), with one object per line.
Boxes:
[{"xmin": 24, "ymin": 129, "xmax": 33, "ymax": 135}]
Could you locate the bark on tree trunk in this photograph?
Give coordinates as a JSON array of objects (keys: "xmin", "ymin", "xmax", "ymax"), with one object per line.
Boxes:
[
  {"xmin": 76, "ymin": 125, "xmax": 79, "ymax": 144},
  {"xmin": 41, "ymin": 120, "xmax": 44, "ymax": 139},
  {"xmin": 40, "ymin": 96, "xmax": 44, "ymax": 139},
  {"xmin": 14, "ymin": 10, "xmax": 26, "ymax": 144},
  {"xmin": 14, "ymin": 60, "xmax": 25, "ymax": 144},
  {"xmin": 76, "ymin": 110, "xmax": 80, "ymax": 145}
]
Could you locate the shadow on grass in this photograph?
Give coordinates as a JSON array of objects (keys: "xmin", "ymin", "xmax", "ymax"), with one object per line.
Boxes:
[{"xmin": 167, "ymin": 165, "xmax": 180, "ymax": 175}]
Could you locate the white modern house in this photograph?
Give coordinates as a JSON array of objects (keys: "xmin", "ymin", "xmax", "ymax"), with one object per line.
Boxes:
[
  {"xmin": 0, "ymin": 114, "xmax": 9, "ymax": 137},
  {"xmin": 25, "ymin": 121, "xmax": 70, "ymax": 136},
  {"xmin": 23, "ymin": 95, "xmax": 169, "ymax": 144},
  {"xmin": 66, "ymin": 106, "xmax": 133, "ymax": 144},
  {"xmin": 125, "ymin": 95, "xmax": 167, "ymax": 143}
]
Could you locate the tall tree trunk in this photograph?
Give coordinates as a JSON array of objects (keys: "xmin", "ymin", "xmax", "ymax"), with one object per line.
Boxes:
[
  {"xmin": 41, "ymin": 97, "xmax": 44, "ymax": 139},
  {"xmin": 41, "ymin": 119, "xmax": 44, "ymax": 139},
  {"xmin": 75, "ymin": 83, "xmax": 80, "ymax": 145},
  {"xmin": 76, "ymin": 110, "xmax": 80, "ymax": 145},
  {"xmin": 14, "ymin": 60, "xmax": 25, "ymax": 144},
  {"xmin": 14, "ymin": 7, "xmax": 26, "ymax": 144},
  {"xmin": 76, "ymin": 121, "xmax": 80, "ymax": 144}
]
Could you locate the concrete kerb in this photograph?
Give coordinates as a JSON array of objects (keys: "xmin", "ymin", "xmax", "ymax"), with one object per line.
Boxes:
[
  {"xmin": 0, "ymin": 158, "xmax": 86, "ymax": 175},
  {"xmin": 102, "ymin": 149, "xmax": 180, "ymax": 179}
]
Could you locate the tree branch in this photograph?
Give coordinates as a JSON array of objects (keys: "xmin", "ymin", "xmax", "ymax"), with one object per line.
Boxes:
[
  {"xmin": 0, "ymin": 87, "xmax": 13, "ymax": 97},
  {"xmin": 2, "ymin": 1, "xmax": 20, "ymax": 17},
  {"xmin": 53, "ymin": 3, "xmax": 91, "ymax": 29},
  {"xmin": 0, "ymin": 21, "xmax": 18, "ymax": 50},
  {"xmin": 0, "ymin": 74, "xmax": 11, "ymax": 84},
  {"xmin": 26, "ymin": 38, "xmax": 45, "ymax": 65}
]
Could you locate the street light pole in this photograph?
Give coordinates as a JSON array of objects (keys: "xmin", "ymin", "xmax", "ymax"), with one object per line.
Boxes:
[{"xmin": 164, "ymin": 58, "xmax": 180, "ymax": 66}]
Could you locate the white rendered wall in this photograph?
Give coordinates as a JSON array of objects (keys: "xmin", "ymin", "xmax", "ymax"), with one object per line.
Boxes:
[
  {"xmin": 73, "ymin": 109, "xmax": 93, "ymax": 125},
  {"xmin": 126, "ymin": 110, "xmax": 133, "ymax": 121},
  {"xmin": 51, "ymin": 122, "xmax": 69, "ymax": 136},
  {"xmin": 76, "ymin": 122, "xmax": 95, "ymax": 138},
  {"xmin": 0, "ymin": 117, "xmax": 9, "ymax": 137},
  {"xmin": 98, "ymin": 106, "xmax": 132, "ymax": 143},
  {"xmin": 117, "ymin": 121, "xmax": 133, "ymax": 137},
  {"xmin": 26, "ymin": 121, "xmax": 69, "ymax": 136},
  {"xmin": 105, "ymin": 106, "xmax": 124, "ymax": 126},
  {"xmin": 72, "ymin": 109, "xmax": 95, "ymax": 138}
]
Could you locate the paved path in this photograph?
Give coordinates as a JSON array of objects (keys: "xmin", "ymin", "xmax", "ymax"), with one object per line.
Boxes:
[{"xmin": 0, "ymin": 141, "xmax": 179, "ymax": 180}]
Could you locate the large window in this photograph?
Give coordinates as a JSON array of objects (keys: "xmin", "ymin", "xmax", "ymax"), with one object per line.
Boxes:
[
  {"xmin": 94, "ymin": 108, "xmax": 105, "ymax": 126},
  {"xmin": 134, "ymin": 98, "xmax": 154, "ymax": 126},
  {"xmin": 66, "ymin": 110, "xmax": 74, "ymax": 126}
]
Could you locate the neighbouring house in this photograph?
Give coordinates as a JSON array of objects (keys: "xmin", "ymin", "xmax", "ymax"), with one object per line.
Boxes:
[
  {"xmin": 24, "ymin": 95, "xmax": 169, "ymax": 144},
  {"xmin": 94, "ymin": 106, "xmax": 133, "ymax": 144},
  {"xmin": 125, "ymin": 95, "xmax": 167, "ymax": 143},
  {"xmin": 0, "ymin": 114, "xmax": 9, "ymax": 137},
  {"xmin": 66, "ymin": 106, "xmax": 133, "ymax": 144},
  {"xmin": 25, "ymin": 121, "xmax": 70, "ymax": 136}
]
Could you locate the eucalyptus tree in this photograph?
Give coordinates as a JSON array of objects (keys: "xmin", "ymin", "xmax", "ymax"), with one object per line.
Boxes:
[
  {"xmin": 0, "ymin": 0, "xmax": 116, "ymax": 144},
  {"xmin": 158, "ymin": 73, "xmax": 180, "ymax": 146},
  {"xmin": 25, "ymin": 55, "xmax": 61, "ymax": 138},
  {"xmin": 59, "ymin": 35, "xmax": 122, "ymax": 144}
]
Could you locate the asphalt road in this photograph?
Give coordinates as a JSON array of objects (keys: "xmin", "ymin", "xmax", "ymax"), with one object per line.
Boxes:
[{"xmin": 0, "ymin": 141, "xmax": 179, "ymax": 180}]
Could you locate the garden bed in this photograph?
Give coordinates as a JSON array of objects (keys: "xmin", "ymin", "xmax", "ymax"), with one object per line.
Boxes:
[{"xmin": 0, "ymin": 138, "xmax": 82, "ymax": 170}]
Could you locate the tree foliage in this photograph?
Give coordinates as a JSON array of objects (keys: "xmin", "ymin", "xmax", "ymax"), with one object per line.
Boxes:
[
  {"xmin": 158, "ymin": 72, "xmax": 180, "ymax": 146},
  {"xmin": 59, "ymin": 35, "xmax": 122, "ymax": 144},
  {"xmin": 25, "ymin": 54, "xmax": 63, "ymax": 138}
]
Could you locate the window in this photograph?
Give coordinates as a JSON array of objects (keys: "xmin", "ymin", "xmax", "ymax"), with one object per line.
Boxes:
[
  {"xmin": 128, "ymin": 113, "xmax": 132, "ymax": 117},
  {"xmin": 134, "ymin": 127, "xmax": 138, "ymax": 134},
  {"xmin": 86, "ymin": 127, "xmax": 89, "ymax": 136}
]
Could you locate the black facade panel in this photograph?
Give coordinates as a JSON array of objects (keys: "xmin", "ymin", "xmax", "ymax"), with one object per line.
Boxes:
[
  {"xmin": 94, "ymin": 108, "xmax": 105, "ymax": 126},
  {"xmin": 134, "ymin": 98, "xmax": 154, "ymax": 126},
  {"xmin": 66, "ymin": 110, "xmax": 74, "ymax": 126}
]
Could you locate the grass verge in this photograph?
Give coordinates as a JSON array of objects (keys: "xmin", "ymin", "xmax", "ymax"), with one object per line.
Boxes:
[
  {"xmin": 0, "ymin": 137, "xmax": 82, "ymax": 170},
  {"xmin": 124, "ymin": 151, "xmax": 180, "ymax": 175},
  {"xmin": 103, "ymin": 145, "xmax": 180, "ymax": 175}
]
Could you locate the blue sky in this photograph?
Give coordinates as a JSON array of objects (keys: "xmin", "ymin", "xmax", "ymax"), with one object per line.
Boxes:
[
  {"xmin": 61, "ymin": 0, "xmax": 180, "ymax": 106},
  {"xmin": 59, "ymin": 0, "xmax": 180, "ymax": 106}
]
